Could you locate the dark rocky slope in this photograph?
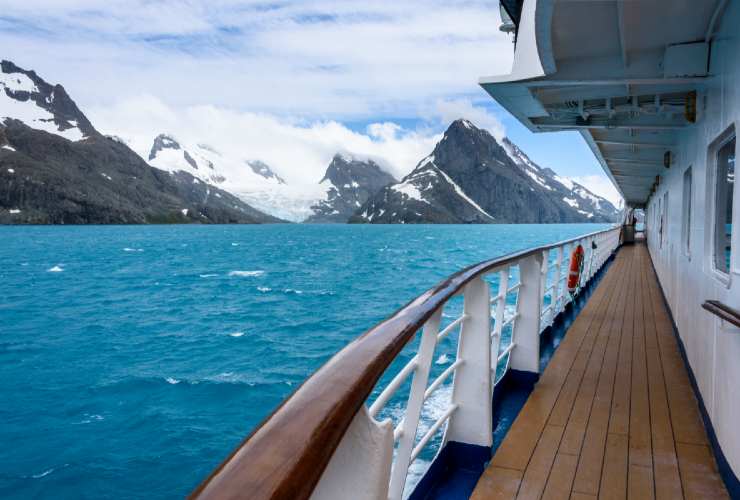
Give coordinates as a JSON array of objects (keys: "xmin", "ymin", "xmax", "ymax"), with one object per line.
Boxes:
[{"xmin": 306, "ymin": 154, "xmax": 396, "ymax": 223}]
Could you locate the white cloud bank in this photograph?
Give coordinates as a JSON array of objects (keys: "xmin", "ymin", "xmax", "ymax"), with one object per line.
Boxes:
[
  {"xmin": 1, "ymin": 0, "xmax": 515, "ymax": 120},
  {"xmin": 89, "ymin": 95, "xmax": 620, "ymax": 212}
]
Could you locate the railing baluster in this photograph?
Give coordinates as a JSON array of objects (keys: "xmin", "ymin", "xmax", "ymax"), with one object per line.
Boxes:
[
  {"xmin": 549, "ymin": 246, "xmax": 564, "ymax": 323},
  {"xmin": 491, "ymin": 267, "xmax": 509, "ymax": 377},
  {"xmin": 387, "ymin": 309, "xmax": 441, "ymax": 500}
]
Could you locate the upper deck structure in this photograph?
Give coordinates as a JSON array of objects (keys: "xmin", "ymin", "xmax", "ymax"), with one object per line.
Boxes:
[{"xmin": 482, "ymin": 0, "xmax": 722, "ymax": 206}]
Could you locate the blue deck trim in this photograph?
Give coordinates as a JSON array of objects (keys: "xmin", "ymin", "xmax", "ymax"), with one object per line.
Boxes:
[
  {"xmin": 409, "ymin": 251, "xmax": 617, "ymax": 500},
  {"xmin": 646, "ymin": 251, "xmax": 740, "ymax": 499}
]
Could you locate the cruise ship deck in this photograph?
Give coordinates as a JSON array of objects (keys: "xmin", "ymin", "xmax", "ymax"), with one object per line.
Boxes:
[{"xmin": 473, "ymin": 242, "xmax": 729, "ymax": 499}]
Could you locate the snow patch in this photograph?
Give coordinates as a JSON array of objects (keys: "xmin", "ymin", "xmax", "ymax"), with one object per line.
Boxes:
[
  {"xmin": 392, "ymin": 182, "xmax": 426, "ymax": 203},
  {"xmin": 563, "ymin": 197, "xmax": 579, "ymax": 208}
]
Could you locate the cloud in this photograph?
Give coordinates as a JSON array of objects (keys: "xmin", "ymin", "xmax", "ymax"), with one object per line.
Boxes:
[
  {"xmin": 0, "ymin": 0, "xmax": 514, "ymax": 120},
  {"xmin": 87, "ymin": 96, "xmax": 443, "ymax": 186}
]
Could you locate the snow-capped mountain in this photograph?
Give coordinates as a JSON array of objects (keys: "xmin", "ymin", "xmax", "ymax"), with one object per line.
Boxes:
[
  {"xmin": 140, "ymin": 132, "xmax": 319, "ymax": 221},
  {"xmin": 352, "ymin": 120, "xmax": 620, "ymax": 224},
  {"xmin": 306, "ymin": 154, "xmax": 397, "ymax": 223},
  {"xmin": 0, "ymin": 60, "xmax": 96, "ymax": 141},
  {"xmin": 0, "ymin": 60, "xmax": 282, "ymax": 224},
  {"xmin": 500, "ymin": 137, "xmax": 620, "ymax": 222}
]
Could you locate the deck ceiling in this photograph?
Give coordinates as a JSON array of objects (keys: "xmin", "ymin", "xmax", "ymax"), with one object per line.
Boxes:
[{"xmin": 482, "ymin": 0, "xmax": 724, "ymax": 207}]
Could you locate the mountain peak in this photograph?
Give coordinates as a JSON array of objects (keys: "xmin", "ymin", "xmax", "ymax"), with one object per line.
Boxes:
[
  {"xmin": 306, "ymin": 153, "xmax": 397, "ymax": 222},
  {"xmin": 0, "ymin": 60, "xmax": 96, "ymax": 140},
  {"xmin": 448, "ymin": 118, "xmax": 478, "ymax": 131},
  {"xmin": 149, "ymin": 133, "xmax": 181, "ymax": 160}
]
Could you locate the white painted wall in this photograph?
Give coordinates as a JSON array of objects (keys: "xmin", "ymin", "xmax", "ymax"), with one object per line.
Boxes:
[{"xmin": 645, "ymin": 0, "xmax": 740, "ymax": 477}]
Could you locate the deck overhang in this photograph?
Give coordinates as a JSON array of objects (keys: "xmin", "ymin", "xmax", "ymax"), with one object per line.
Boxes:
[{"xmin": 481, "ymin": 0, "xmax": 726, "ymax": 207}]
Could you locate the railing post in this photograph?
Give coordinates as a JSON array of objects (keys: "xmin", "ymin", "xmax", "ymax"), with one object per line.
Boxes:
[
  {"xmin": 510, "ymin": 252, "xmax": 544, "ymax": 373},
  {"xmin": 446, "ymin": 276, "xmax": 492, "ymax": 448},
  {"xmin": 310, "ymin": 407, "xmax": 394, "ymax": 500},
  {"xmin": 387, "ymin": 309, "xmax": 441, "ymax": 500}
]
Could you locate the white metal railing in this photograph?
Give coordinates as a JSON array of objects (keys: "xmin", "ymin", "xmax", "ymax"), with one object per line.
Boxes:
[{"xmin": 308, "ymin": 226, "xmax": 621, "ymax": 500}]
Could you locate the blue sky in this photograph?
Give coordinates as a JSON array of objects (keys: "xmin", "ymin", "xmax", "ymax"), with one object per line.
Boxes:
[{"xmin": 0, "ymin": 0, "xmax": 619, "ymax": 201}]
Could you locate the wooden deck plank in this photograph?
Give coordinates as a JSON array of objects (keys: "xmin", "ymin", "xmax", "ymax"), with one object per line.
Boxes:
[
  {"xmin": 516, "ymin": 425, "xmax": 565, "ymax": 499},
  {"xmin": 640, "ymin": 253, "xmax": 682, "ymax": 500},
  {"xmin": 599, "ymin": 432, "xmax": 628, "ymax": 500},
  {"xmin": 541, "ymin": 453, "xmax": 578, "ymax": 500},
  {"xmin": 471, "ymin": 244, "xmax": 729, "ymax": 500},
  {"xmin": 471, "ymin": 466, "xmax": 523, "ymax": 500},
  {"xmin": 676, "ymin": 443, "xmax": 730, "ymax": 500}
]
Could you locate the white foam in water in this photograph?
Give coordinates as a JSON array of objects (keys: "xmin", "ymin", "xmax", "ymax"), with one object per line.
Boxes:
[
  {"xmin": 32, "ymin": 468, "xmax": 55, "ymax": 479},
  {"xmin": 435, "ymin": 354, "xmax": 450, "ymax": 365},
  {"xmin": 229, "ymin": 332, "xmax": 245, "ymax": 338},
  {"xmin": 47, "ymin": 265, "xmax": 63, "ymax": 272},
  {"xmin": 284, "ymin": 288, "xmax": 303, "ymax": 294},
  {"xmin": 228, "ymin": 270, "xmax": 265, "ymax": 277},
  {"xmin": 123, "ymin": 247, "xmax": 143, "ymax": 252},
  {"xmin": 231, "ymin": 243, "xmax": 239, "ymax": 246},
  {"xmin": 257, "ymin": 286, "xmax": 271, "ymax": 293},
  {"xmin": 165, "ymin": 377, "xmax": 181, "ymax": 384},
  {"xmin": 199, "ymin": 273, "xmax": 218, "ymax": 278}
]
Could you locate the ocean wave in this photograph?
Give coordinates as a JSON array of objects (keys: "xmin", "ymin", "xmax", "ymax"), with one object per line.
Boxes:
[
  {"xmin": 32, "ymin": 468, "xmax": 55, "ymax": 479},
  {"xmin": 199, "ymin": 273, "xmax": 218, "ymax": 278},
  {"xmin": 283, "ymin": 288, "xmax": 303, "ymax": 295},
  {"xmin": 435, "ymin": 354, "xmax": 450, "ymax": 365},
  {"xmin": 165, "ymin": 377, "xmax": 181, "ymax": 384},
  {"xmin": 47, "ymin": 265, "xmax": 64, "ymax": 272},
  {"xmin": 229, "ymin": 332, "xmax": 245, "ymax": 338},
  {"xmin": 74, "ymin": 413, "xmax": 104, "ymax": 425},
  {"xmin": 228, "ymin": 270, "xmax": 265, "ymax": 277},
  {"xmin": 257, "ymin": 286, "xmax": 271, "ymax": 293},
  {"xmin": 231, "ymin": 242, "xmax": 240, "ymax": 246},
  {"xmin": 123, "ymin": 247, "xmax": 143, "ymax": 252}
]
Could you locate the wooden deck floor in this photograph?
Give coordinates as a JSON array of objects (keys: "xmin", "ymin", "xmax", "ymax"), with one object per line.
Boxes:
[{"xmin": 472, "ymin": 244, "xmax": 729, "ymax": 500}]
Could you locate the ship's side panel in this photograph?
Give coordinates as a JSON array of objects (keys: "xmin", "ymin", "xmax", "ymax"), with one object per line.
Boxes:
[{"xmin": 646, "ymin": 0, "xmax": 740, "ymax": 477}]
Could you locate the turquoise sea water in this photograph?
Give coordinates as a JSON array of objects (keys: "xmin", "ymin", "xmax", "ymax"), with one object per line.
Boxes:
[{"xmin": 0, "ymin": 224, "xmax": 609, "ymax": 499}]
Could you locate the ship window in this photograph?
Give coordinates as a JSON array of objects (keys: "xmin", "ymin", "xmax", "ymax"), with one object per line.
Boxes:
[
  {"xmin": 714, "ymin": 134, "xmax": 736, "ymax": 274},
  {"xmin": 682, "ymin": 167, "xmax": 692, "ymax": 257}
]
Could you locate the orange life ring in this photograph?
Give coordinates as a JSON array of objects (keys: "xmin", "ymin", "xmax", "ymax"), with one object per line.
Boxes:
[{"xmin": 567, "ymin": 244, "xmax": 585, "ymax": 293}]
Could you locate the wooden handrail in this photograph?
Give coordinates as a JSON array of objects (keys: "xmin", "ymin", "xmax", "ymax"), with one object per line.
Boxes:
[
  {"xmin": 190, "ymin": 226, "xmax": 619, "ymax": 500},
  {"xmin": 702, "ymin": 300, "xmax": 740, "ymax": 328}
]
